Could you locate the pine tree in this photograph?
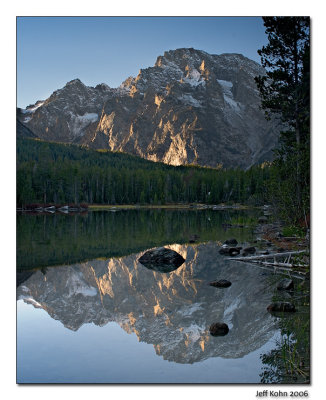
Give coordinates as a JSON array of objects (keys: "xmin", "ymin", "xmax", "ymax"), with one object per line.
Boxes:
[{"xmin": 255, "ymin": 17, "xmax": 310, "ymax": 225}]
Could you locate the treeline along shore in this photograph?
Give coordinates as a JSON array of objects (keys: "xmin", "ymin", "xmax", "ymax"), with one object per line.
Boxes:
[{"xmin": 17, "ymin": 138, "xmax": 271, "ymax": 208}]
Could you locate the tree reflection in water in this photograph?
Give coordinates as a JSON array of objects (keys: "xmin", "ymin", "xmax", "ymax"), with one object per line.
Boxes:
[{"xmin": 260, "ymin": 279, "xmax": 310, "ymax": 383}]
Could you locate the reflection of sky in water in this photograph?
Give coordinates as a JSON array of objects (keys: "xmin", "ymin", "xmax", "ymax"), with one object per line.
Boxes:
[{"xmin": 17, "ymin": 300, "xmax": 279, "ymax": 383}]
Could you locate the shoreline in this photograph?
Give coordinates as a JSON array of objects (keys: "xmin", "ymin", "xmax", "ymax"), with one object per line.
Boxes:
[
  {"xmin": 88, "ymin": 203, "xmax": 251, "ymax": 211},
  {"xmin": 17, "ymin": 203, "xmax": 253, "ymax": 213}
]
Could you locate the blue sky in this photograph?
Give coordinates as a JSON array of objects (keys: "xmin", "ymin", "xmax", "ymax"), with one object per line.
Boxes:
[{"xmin": 17, "ymin": 16, "xmax": 268, "ymax": 108}]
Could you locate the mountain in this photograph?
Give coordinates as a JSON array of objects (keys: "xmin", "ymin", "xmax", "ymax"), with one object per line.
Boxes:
[
  {"xmin": 16, "ymin": 118, "xmax": 37, "ymax": 139},
  {"xmin": 17, "ymin": 242, "xmax": 277, "ymax": 363},
  {"xmin": 17, "ymin": 48, "xmax": 280, "ymax": 169},
  {"xmin": 17, "ymin": 79, "xmax": 118, "ymax": 143}
]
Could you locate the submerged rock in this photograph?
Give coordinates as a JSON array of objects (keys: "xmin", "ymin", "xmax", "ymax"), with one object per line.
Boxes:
[
  {"xmin": 219, "ymin": 246, "xmax": 230, "ymax": 255},
  {"xmin": 219, "ymin": 246, "xmax": 242, "ymax": 256},
  {"xmin": 209, "ymin": 322, "xmax": 229, "ymax": 336},
  {"xmin": 224, "ymin": 238, "xmax": 238, "ymax": 246},
  {"xmin": 209, "ymin": 279, "xmax": 232, "ymax": 288},
  {"xmin": 243, "ymin": 246, "xmax": 256, "ymax": 254},
  {"xmin": 229, "ymin": 247, "xmax": 241, "ymax": 256},
  {"xmin": 277, "ymin": 278, "xmax": 294, "ymax": 291},
  {"xmin": 267, "ymin": 302, "xmax": 296, "ymax": 313},
  {"xmin": 138, "ymin": 247, "xmax": 185, "ymax": 273}
]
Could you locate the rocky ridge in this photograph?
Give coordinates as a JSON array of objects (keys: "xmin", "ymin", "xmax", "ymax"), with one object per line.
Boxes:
[{"xmin": 17, "ymin": 48, "xmax": 280, "ymax": 168}]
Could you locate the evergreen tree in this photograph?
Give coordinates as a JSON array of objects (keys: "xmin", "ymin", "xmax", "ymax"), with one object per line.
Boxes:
[{"xmin": 255, "ymin": 17, "xmax": 310, "ymax": 225}]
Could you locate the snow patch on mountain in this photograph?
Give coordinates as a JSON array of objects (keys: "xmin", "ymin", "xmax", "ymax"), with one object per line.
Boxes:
[
  {"xmin": 217, "ymin": 79, "xmax": 233, "ymax": 94},
  {"xmin": 22, "ymin": 101, "xmax": 45, "ymax": 114},
  {"xmin": 178, "ymin": 94, "xmax": 202, "ymax": 108},
  {"xmin": 217, "ymin": 79, "xmax": 240, "ymax": 111},
  {"xmin": 182, "ymin": 323, "xmax": 204, "ymax": 342},
  {"xmin": 67, "ymin": 271, "xmax": 98, "ymax": 297},
  {"xmin": 177, "ymin": 302, "xmax": 203, "ymax": 317},
  {"xmin": 19, "ymin": 295, "xmax": 43, "ymax": 308},
  {"xmin": 183, "ymin": 68, "xmax": 205, "ymax": 87},
  {"xmin": 222, "ymin": 297, "xmax": 241, "ymax": 329},
  {"xmin": 68, "ymin": 112, "xmax": 99, "ymax": 138}
]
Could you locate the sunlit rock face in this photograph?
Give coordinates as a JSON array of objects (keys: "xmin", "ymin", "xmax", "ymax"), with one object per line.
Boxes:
[
  {"xmin": 18, "ymin": 48, "xmax": 279, "ymax": 169},
  {"xmin": 17, "ymin": 242, "xmax": 278, "ymax": 364}
]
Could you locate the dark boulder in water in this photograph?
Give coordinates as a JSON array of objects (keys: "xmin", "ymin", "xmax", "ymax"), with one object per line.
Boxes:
[
  {"xmin": 224, "ymin": 238, "xmax": 238, "ymax": 246},
  {"xmin": 138, "ymin": 247, "xmax": 185, "ymax": 273},
  {"xmin": 209, "ymin": 322, "xmax": 229, "ymax": 336}
]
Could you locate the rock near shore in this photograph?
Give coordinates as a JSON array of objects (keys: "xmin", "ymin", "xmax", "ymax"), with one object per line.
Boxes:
[
  {"xmin": 267, "ymin": 302, "xmax": 296, "ymax": 313},
  {"xmin": 224, "ymin": 238, "xmax": 238, "ymax": 246}
]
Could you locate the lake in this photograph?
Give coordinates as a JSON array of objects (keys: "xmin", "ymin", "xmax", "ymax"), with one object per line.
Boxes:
[{"xmin": 16, "ymin": 209, "xmax": 308, "ymax": 383}]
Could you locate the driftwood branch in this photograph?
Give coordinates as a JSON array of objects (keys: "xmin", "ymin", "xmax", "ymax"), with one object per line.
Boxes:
[{"xmin": 247, "ymin": 264, "xmax": 306, "ymax": 280}]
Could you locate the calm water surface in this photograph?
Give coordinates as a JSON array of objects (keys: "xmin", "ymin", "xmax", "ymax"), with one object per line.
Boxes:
[{"xmin": 17, "ymin": 209, "xmax": 286, "ymax": 383}]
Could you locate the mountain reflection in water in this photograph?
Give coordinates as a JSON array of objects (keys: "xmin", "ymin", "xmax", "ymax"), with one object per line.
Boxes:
[{"xmin": 17, "ymin": 242, "xmax": 277, "ymax": 364}]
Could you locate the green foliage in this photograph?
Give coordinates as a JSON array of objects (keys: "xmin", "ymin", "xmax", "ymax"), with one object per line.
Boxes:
[
  {"xmin": 267, "ymin": 150, "xmax": 309, "ymax": 226},
  {"xmin": 255, "ymin": 17, "xmax": 310, "ymax": 226},
  {"xmin": 282, "ymin": 225, "xmax": 306, "ymax": 238},
  {"xmin": 255, "ymin": 17, "xmax": 309, "ymax": 128},
  {"xmin": 16, "ymin": 138, "xmax": 270, "ymax": 207}
]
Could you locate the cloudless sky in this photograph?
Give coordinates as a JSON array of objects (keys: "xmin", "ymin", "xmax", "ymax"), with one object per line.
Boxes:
[{"xmin": 17, "ymin": 16, "xmax": 268, "ymax": 108}]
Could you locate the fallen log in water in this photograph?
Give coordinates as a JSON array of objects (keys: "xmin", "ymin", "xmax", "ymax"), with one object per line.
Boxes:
[
  {"xmin": 226, "ymin": 250, "xmax": 306, "ymax": 262},
  {"xmin": 226, "ymin": 250, "xmax": 309, "ymax": 279},
  {"xmin": 240, "ymin": 263, "xmax": 307, "ymax": 280}
]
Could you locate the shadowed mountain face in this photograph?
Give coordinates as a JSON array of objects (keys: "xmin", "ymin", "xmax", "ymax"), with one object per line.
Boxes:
[
  {"xmin": 17, "ymin": 242, "xmax": 278, "ymax": 364},
  {"xmin": 16, "ymin": 118, "xmax": 37, "ymax": 138},
  {"xmin": 17, "ymin": 48, "xmax": 279, "ymax": 169}
]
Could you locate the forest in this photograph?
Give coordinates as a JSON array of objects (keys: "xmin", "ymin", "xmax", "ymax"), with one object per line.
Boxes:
[{"xmin": 17, "ymin": 138, "xmax": 270, "ymax": 207}]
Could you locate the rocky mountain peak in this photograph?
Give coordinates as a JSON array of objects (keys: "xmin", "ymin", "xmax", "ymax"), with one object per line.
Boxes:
[
  {"xmin": 65, "ymin": 78, "xmax": 84, "ymax": 86},
  {"xmin": 17, "ymin": 48, "xmax": 280, "ymax": 169},
  {"xmin": 95, "ymin": 83, "xmax": 111, "ymax": 92}
]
